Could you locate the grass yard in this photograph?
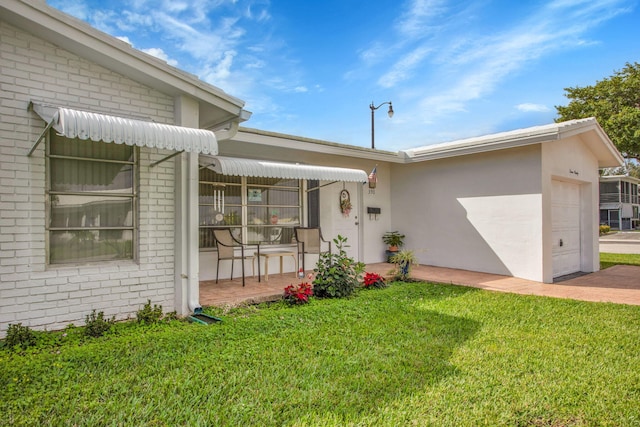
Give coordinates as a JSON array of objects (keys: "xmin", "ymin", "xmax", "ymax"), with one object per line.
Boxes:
[
  {"xmin": 2, "ymin": 282, "xmax": 640, "ymax": 426},
  {"xmin": 600, "ymin": 252, "xmax": 640, "ymax": 269}
]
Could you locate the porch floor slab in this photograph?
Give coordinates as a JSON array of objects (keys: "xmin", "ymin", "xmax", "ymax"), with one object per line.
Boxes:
[{"xmin": 199, "ymin": 263, "xmax": 640, "ymax": 308}]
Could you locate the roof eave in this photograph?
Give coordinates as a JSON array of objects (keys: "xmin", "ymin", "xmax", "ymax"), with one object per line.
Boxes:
[
  {"xmin": 401, "ymin": 131, "xmax": 559, "ymax": 162},
  {"xmin": 557, "ymin": 119, "xmax": 624, "ymax": 168}
]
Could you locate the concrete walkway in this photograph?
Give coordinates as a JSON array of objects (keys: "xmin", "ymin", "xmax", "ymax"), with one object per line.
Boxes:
[
  {"xmin": 368, "ymin": 263, "xmax": 640, "ymax": 306},
  {"xmin": 201, "ymin": 261, "xmax": 640, "ymax": 308}
]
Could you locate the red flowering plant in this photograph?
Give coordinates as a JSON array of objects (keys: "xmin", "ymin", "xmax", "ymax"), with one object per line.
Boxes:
[
  {"xmin": 284, "ymin": 273, "xmax": 314, "ymax": 304},
  {"xmin": 362, "ymin": 272, "xmax": 387, "ymax": 289}
]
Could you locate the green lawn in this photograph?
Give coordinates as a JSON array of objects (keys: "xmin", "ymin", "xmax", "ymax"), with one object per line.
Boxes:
[
  {"xmin": 2, "ymin": 281, "xmax": 640, "ymax": 426},
  {"xmin": 600, "ymin": 252, "xmax": 640, "ymax": 269}
]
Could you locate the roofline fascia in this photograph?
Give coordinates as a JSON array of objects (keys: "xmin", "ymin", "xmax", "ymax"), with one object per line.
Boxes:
[
  {"xmin": 235, "ymin": 127, "xmax": 405, "ymax": 163},
  {"xmin": 560, "ymin": 120, "xmax": 625, "ymax": 167},
  {"xmin": 400, "ymin": 131, "xmax": 559, "ymax": 162}
]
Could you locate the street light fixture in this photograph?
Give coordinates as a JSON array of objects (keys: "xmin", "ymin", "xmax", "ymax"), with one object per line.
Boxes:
[{"xmin": 370, "ymin": 101, "xmax": 393, "ymax": 149}]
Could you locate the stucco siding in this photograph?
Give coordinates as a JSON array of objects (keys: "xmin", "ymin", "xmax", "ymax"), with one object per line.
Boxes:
[
  {"xmin": 0, "ymin": 22, "xmax": 177, "ymax": 336},
  {"xmin": 390, "ymin": 145, "xmax": 545, "ymax": 281},
  {"xmin": 541, "ymin": 135, "xmax": 600, "ymax": 282}
]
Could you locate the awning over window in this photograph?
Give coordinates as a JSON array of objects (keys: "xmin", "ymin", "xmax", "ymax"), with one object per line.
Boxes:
[
  {"xmin": 30, "ymin": 103, "xmax": 217, "ymax": 155},
  {"xmin": 199, "ymin": 155, "xmax": 368, "ymax": 182}
]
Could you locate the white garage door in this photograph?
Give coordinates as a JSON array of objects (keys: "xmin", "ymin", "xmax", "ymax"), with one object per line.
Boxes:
[{"xmin": 552, "ymin": 180, "xmax": 581, "ymax": 278}]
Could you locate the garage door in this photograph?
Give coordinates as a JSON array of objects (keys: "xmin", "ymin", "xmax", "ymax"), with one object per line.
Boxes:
[{"xmin": 552, "ymin": 180, "xmax": 581, "ymax": 278}]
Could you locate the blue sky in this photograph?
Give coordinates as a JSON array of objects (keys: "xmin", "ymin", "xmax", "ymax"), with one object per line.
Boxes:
[{"xmin": 48, "ymin": 0, "xmax": 640, "ymax": 151}]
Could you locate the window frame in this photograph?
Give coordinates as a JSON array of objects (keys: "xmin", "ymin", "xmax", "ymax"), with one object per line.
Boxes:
[
  {"xmin": 45, "ymin": 131, "xmax": 138, "ymax": 264},
  {"xmin": 199, "ymin": 169, "xmax": 304, "ymax": 249}
]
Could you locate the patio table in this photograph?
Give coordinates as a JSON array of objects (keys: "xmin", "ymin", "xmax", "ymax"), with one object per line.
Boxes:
[{"xmin": 256, "ymin": 251, "xmax": 298, "ymax": 282}]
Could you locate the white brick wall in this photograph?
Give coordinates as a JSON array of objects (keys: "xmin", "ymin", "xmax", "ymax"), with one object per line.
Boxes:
[{"xmin": 0, "ymin": 21, "xmax": 178, "ymax": 337}]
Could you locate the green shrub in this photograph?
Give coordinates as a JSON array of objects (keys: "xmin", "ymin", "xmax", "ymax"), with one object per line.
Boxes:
[
  {"xmin": 136, "ymin": 300, "xmax": 164, "ymax": 324},
  {"xmin": 163, "ymin": 311, "xmax": 178, "ymax": 321},
  {"xmin": 313, "ymin": 235, "xmax": 365, "ymax": 298},
  {"xmin": 5, "ymin": 323, "xmax": 36, "ymax": 350},
  {"xmin": 389, "ymin": 250, "xmax": 419, "ymax": 281},
  {"xmin": 599, "ymin": 224, "xmax": 611, "ymax": 235},
  {"xmin": 84, "ymin": 310, "xmax": 114, "ymax": 338}
]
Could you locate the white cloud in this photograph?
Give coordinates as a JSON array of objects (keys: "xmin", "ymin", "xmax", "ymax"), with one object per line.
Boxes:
[
  {"xmin": 392, "ymin": 0, "xmax": 631, "ymax": 124},
  {"xmin": 202, "ymin": 50, "xmax": 237, "ymax": 82},
  {"xmin": 378, "ymin": 45, "xmax": 432, "ymax": 88},
  {"xmin": 395, "ymin": 0, "xmax": 447, "ymax": 38},
  {"xmin": 516, "ymin": 103, "xmax": 551, "ymax": 113},
  {"xmin": 116, "ymin": 36, "xmax": 133, "ymax": 45},
  {"xmin": 48, "ymin": 0, "xmax": 90, "ymax": 20},
  {"xmin": 140, "ymin": 47, "xmax": 179, "ymax": 67}
]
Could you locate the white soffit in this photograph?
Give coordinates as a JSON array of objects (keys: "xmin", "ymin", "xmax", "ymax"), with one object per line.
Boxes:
[
  {"xmin": 31, "ymin": 103, "xmax": 217, "ymax": 155},
  {"xmin": 199, "ymin": 155, "xmax": 368, "ymax": 182}
]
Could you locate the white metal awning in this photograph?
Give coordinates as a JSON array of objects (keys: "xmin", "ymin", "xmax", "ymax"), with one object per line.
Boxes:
[
  {"xmin": 199, "ymin": 155, "xmax": 368, "ymax": 182},
  {"xmin": 28, "ymin": 103, "xmax": 218, "ymax": 157}
]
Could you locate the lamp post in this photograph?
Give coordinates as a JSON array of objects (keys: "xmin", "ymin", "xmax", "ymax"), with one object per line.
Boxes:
[{"xmin": 370, "ymin": 101, "xmax": 394, "ymax": 149}]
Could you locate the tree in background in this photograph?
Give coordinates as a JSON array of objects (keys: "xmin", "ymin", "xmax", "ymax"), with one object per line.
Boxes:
[
  {"xmin": 602, "ymin": 161, "xmax": 640, "ymax": 179},
  {"xmin": 556, "ymin": 62, "xmax": 640, "ymax": 162}
]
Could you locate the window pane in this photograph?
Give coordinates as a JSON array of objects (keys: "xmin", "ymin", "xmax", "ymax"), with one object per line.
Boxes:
[
  {"xmin": 308, "ymin": 180, "xmax": 320, "ymax": 227},
  {"xmin": 199, "ymin": 168, "xmax": 241, "ymax": 185},
  {"xmin": 50, "ymin": 230, "xmax": 133, "ymax": 263},
  {"xmin": 50, "ymin": 134, "xmax": 133, "ymax": 161},
  {"xmin": 51, "ymin": 159, "xmax": 133, "ymax": 192},
  {"xmin": 199, "ymin": 183, "xmax": 242, "ymax": 206},
  {"xmin": 246, "ymin": 226, "xmax": 295, "ymax": 245},
  {"xmin": 247, "ymin": 187, "xmax": 299, "ymax": 206},
  {"xmin": 247, "ymin": 176, "xmax": 299, "ymax": 188},
  {"xmin": 50, "ymin": 195, "xmax": 133, "ymax": 228},
  {"xmin": 247, "ymin": 206, "xmax": 300, "ymax": 226}
]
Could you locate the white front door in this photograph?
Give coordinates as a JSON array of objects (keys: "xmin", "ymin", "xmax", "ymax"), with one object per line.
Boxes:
[
  {"xmin": 333, "ymin": 182, "xmax": 360, "ymax": 260},
  {"xmin": 552, "ymin": 180, "xmax": 581, "ymax": 278}
]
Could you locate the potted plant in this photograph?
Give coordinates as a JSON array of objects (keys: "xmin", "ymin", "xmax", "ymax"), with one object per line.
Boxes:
[
  {"xmin": 382, "ymin": 231, "xmax": 405, "ymax": 251},
  {"xmin": 382, "ymin": 231, "xmax": 405, "ymax": 261},
  {"xmin": 389, "ymin": 250, "xmax": 418, "ymax": 281}
]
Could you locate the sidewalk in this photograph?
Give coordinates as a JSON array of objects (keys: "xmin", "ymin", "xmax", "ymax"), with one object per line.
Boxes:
[
  {"xmin": 600, "ymin": 231, "xmax": 640, "ymax": 243},
  {"xmin": 599, "ymin": 231, "xmax": 640, "ymax": 254}
]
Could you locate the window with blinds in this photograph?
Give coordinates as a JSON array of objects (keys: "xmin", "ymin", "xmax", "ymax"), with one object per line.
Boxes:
[
  {"xmin": 47, "ymin": 132, "xmax": 137, "ymax": 264},
  {"xmin": 199, "ymin": 168, "xmax": 302, "ymax": 248}
]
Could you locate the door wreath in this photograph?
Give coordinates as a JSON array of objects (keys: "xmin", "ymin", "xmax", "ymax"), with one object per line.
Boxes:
[{"xmin": 340, "ymin": 189, "xmax": 352, "ymax": 217}]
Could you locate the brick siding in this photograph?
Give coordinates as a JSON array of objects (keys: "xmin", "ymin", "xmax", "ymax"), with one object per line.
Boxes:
[{"xmin": 0, "ymin": 21, "xmax": 178, "ymax": 337}]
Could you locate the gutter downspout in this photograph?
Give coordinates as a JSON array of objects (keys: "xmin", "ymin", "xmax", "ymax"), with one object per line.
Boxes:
[
  {"xmin": 186, "ymin": 117, "xmax": 245, "ymax": 314},
  {"xmin": 186, "ymin": 151, "xmax": 202, "ymax": 313},
  {"xmin": 213, "ymin": 121, "xmax": 240, "ymax": 142}
]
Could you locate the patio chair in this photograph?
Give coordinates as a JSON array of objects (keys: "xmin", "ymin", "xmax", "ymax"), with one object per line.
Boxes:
[
  {"xmin": 294, "ymin": 227, "xmax": 332, "ymax": 273},
  {"xmin": 213, "ymin": 228, "xmax": 260, "ymax": 286}
]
